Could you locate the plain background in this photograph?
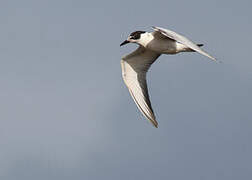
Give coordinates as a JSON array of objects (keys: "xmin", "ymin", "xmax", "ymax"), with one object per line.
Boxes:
[{"xmin": 0, "ymin": 0, "xmax": 251, "ymax": 179}]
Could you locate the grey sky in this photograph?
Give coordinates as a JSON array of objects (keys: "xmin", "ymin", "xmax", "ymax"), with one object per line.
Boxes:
[{"xmin": 0, "ymin": 0, "xmax": 251, "ymax": 179}]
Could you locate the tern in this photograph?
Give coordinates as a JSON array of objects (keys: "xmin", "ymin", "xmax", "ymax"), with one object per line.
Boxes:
[{"xmin": 120, "ymin": 26, "xmax": 217, "ymax": 128}]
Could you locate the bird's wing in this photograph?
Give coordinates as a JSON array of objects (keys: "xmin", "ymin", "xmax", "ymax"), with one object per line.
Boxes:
[
  {"xmin": 152, "ymin": 26, "xmax": 217, "ymax": 62},
  {"xmin": 121, "ymin": 46, "xmax": 160, "ymax": 128}
]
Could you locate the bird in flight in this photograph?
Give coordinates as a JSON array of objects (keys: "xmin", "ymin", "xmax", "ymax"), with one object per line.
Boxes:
[{"xmin": 120, "ymin": 26, "xmax": 217, "ymax": 128}]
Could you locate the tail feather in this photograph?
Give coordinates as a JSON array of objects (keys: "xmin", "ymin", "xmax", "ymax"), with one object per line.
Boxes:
[{"xmin": 187, "ymin": 44, "xmax": 204, "ymax": 52}]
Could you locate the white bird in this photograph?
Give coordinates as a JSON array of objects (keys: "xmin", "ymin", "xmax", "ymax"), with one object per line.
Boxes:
[{"xmin": 120, "ymin": 26, "xmax": 217, "ymax": 128}]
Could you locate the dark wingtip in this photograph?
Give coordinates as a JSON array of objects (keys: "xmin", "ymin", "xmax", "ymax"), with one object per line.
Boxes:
[
  {"xmin": 152, "ymin": 120, "xmax": 158, "ymax": 128},
  {"xmin": 197, "ymin": 44, "xmax": 204, "ymax": 47}
]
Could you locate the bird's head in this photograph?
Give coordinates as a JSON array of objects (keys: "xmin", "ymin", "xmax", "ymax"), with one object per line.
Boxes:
[{"xmin": 120, "ymin": 31, "xmax": 146, "ymax": 46}]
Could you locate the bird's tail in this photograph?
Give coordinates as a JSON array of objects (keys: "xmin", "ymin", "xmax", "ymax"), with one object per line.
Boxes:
[
  {"xmin": 186, "ymin": 44, "xmax": 204, "ymax": 52},
  {"xmin": 184, "ymin": 44, "xmax": 204, "ymax": 52}
]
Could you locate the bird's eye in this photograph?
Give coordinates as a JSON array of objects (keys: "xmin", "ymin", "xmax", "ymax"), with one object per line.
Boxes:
[{"xmin": 130, "ymin": 36, "xmax": 138, "ymax": 40}]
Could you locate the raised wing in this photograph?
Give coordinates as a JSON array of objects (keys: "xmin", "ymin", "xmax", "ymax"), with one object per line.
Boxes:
[
  {"xmin": 121, "ymin": 46, "xmax": 160, "ymax": 128},
  {"xmin": 152, "ymin": 26, "xmax": 217, "ymax": 62}
]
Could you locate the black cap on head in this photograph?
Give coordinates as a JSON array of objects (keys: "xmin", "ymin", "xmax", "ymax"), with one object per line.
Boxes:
[
  {"xmin": 120, "ymin": 30, "xmax": 146, "ymax": 46},
  {"xmin": 129, "ymin": 31, "xmax": 146, "ymax": 40}
]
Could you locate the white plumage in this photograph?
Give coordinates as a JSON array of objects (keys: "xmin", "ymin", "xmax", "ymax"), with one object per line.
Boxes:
[{"xmin": 120, "ymin": 26, "xmax": 217, "ymax": 127}]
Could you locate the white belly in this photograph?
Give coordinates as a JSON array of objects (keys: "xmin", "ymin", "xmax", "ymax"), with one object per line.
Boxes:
[{"xmin": 146, "ymin": 38, "xmax": 178, "ymax": 54}]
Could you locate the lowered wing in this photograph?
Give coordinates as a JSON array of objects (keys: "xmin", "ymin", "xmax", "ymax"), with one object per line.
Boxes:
[{"xmin": 121, "ymin": 46, "xmax": 160, "ymax": 127}]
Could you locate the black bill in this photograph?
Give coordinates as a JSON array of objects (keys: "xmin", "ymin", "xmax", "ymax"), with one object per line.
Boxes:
[{"xmin": 120, "ymin": 40, "xmax": 129, "ymax": 46}]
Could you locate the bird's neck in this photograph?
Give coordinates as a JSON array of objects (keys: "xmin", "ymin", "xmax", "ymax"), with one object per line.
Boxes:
[{"xmin": 138, "ymin": 33, "xmax": 154, "ymax": 47}]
